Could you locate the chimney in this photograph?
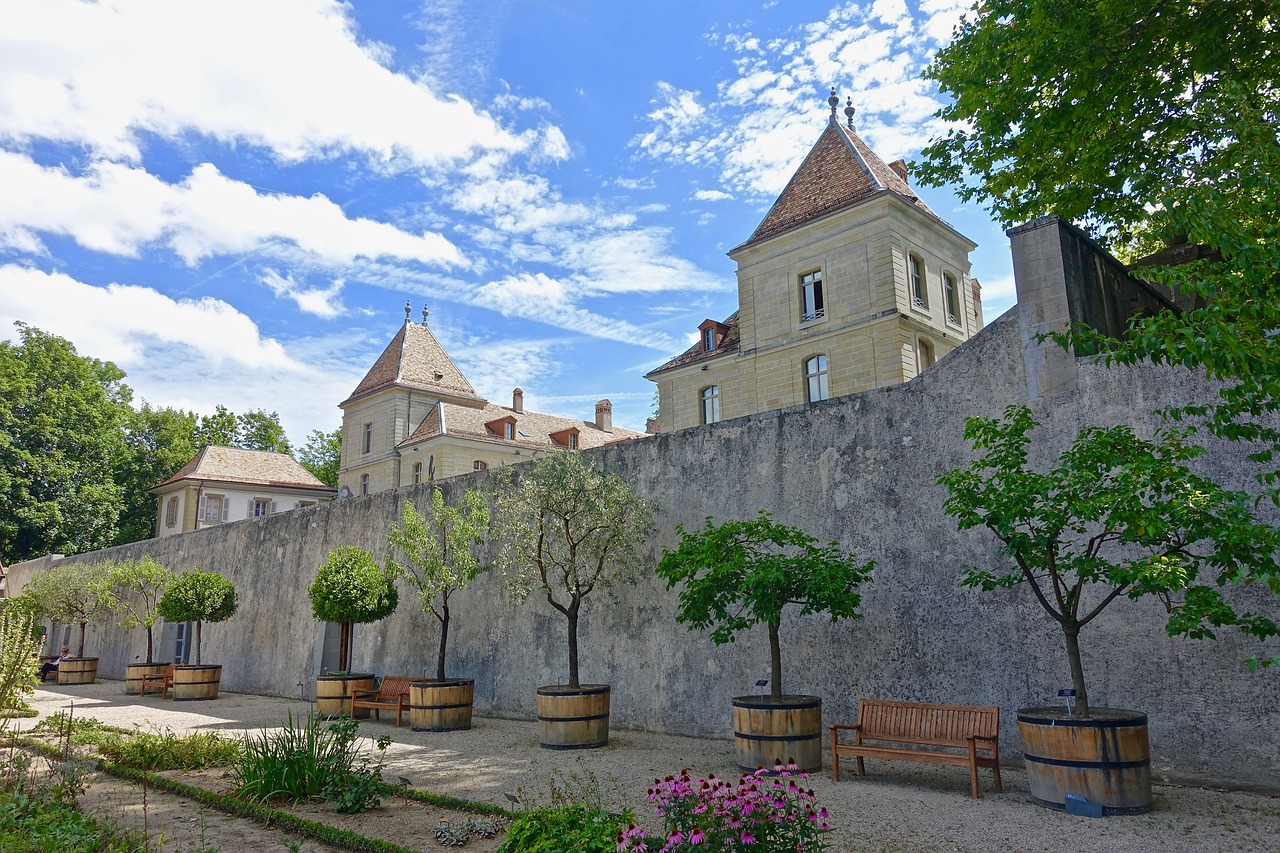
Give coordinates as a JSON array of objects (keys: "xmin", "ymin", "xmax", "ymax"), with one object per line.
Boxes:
[
  {"xmin": 512, "ymin": 388, "xmax": 524, "ymax": 414},
  {"xmin": 594, "ymin": 399, "xmax": 613, "ymax": 432},
  {"xmin": 888, "ymin": 159, "xmax": 909, "ymax": 183}
]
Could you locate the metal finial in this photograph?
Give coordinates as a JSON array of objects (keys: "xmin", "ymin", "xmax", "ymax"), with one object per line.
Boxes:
[
  {"xmin": 828, "ymin": 87, "xmax": 839, "ymax": 123},
  {"xmin": 404, "ymin": 299, "xmax": 412, "ymax": 321},
  {"xmin": 421, "ymin": 305, "xmax": 429, "ymax": 324},
  {"xmin": 845, "ymin": 97, "xmax": 856, "ymax": 129}
]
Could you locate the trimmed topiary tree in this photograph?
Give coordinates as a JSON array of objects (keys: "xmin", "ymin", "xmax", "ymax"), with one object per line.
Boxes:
[
  {"xmin": 309, "ymin": 546, "xmax": 398, "ymax": 673},
  {"xmin": 386, "ymin": 488, "xmax": 488, "ymax": 681},
  {"xmin": 157, "ymin": 568, "xmax": 237, "ymax": 666},
  {"xmin": 657, "ymin": 511, "xmax": 874, "ymax": 700},
  {"xmin": 108, "ymin": 555, "xmax": 173, "ymax": 664}
]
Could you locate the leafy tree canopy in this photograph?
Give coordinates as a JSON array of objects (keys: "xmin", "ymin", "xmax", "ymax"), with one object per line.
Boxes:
[
  {"xmin": 309, "ymin": 546, "xmax": 398, "ymax": 625},
  {"xmin": 236, "ymin": 408, "xmax": 291, "ymax": 454},
  {"xmin": 108, "ymin": 555, "xmax": 173, "ymax": 664},
  {"xmin": 939, "ymin": 405, "xmax": 1280, "ymax": 713},
  {"xmin": 0, "ymin": 323, "xmax": 131, "ymax": 564},
  {"xmin": 19, "ymin": 561, "xmax": 117, "ymax": 657},
  {"xmin": 116, "ymin": 403, "xmax": 200, "ymax": 544},
  {"xmin": 918, "ymin": 3, "xmax": 1280, "ymax": 488},
  {"xmin": 157, "ymin": 568, "xmax": 236, "ymax": 665},
  {"xmin": 656, "ymin": 512, "xmax": 873, "ymax": 698},
  {"xmin": 297, "ymin": 427, "xmax": 341, "ymax": 488}
]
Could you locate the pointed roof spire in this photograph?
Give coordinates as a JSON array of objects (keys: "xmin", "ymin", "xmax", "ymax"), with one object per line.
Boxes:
[
  {"xmin": 845, "ymin": 97, "xmax": 856, "ymax": 129},
  {"xmin": 404, "ymin": 299, "xmax": 412, "ymax": 322},
  {"xmin": 422, "ymin": 304, "xmax": 429, "ymax": 325},
  {"xmin": 341, "ymin": 312, "xmax": 486, "ymax": 407},
  {"xmin": 828, "ymin": 86, "xmax": 840, "ymax": 124}
]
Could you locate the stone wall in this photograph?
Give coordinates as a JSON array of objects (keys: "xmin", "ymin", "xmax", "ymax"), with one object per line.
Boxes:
[{"xmin": 8, "ymin": 226, "xmax": 1278, "ymax": 791}]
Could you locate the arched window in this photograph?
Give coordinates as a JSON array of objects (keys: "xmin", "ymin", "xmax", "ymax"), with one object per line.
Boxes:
[
  {"xmin": 700, "ymin": 385, "xmax": 721, "ymax": 425},
  {"xmin": 943, "ymin": 273, "xmax": 960, "ymax": 325},
  {"xmin": 412, "ymin": 462, "xmax": 422, "ymax": 484},
  {"xmin": 473, "ymin": 460, "xmax": 488, "ymax": 471},
  {"xmin": 359, "ymin": 473, "xmax": 370, "ymax": 496},
  {"xmin": 804, "ymin": 355, "xmax": 829, "ymax": 403},
  {"xmin": 909, "ymin": 254, "xmax": 927, "ymax": 309},
  {"xmin": 916, "ymin": 337, "xmax": 935, "ymax": 373}
]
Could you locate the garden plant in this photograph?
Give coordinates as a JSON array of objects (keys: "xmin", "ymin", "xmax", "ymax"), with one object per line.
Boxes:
[
  {"xmin": 107, "ymin": 555, "xmax": 173, "ymax": 664},
  {"xmin": 386, "ymin": 487, "xmax": 489, "ymax": 680},
  {"xmin": 492, "ymin": 452, "xmax": 654, "ymax": 688},
  {"xmin": 0, "ymin": 597, "xmax": 42, "ymax": 717},
  {"xmin": 939, "ymin": 404, "xmax": 1280, "ymax": 717},
  {"xmin": 308, "ymin": 545, "xmax": 398, "ymax": 673},
  {"xmin": 20, "ymin": 560, "xmax": 116, "ymax": 658},
  {"xmin": 156, "ymin": 567, "xmax": 237, "ymax": 665},
  {"xmin": 656, "ymin": 512, "xmax": 873, "ymax": 699}
]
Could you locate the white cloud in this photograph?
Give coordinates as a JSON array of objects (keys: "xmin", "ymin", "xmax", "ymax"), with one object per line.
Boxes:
[
  {"xmin": 260, "ymin": 270, "xmax": 345, "ymax": 319},
  {"xmin": 0, "ymin": 152, "xmax": 463, "ymax": 268},
  {"xmin": 0, "ymin": 0, "xmax": 521, "ymax": 168},
  {"xmin": 692, "ymin": 189, "xmax": 733, "ymax": 202}
]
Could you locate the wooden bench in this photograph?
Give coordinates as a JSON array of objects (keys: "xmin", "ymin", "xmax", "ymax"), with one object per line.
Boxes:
[
  {"xmin": 830, "ymin": 699, "xmax": 1002, "ymax": 798},
  {"xmin": 349, "ymin": 675, "xmax": 411, "ymax": 727},
  {"xmin": 140, "ymin": 663, "xmax": 175, "ymax": 699}
]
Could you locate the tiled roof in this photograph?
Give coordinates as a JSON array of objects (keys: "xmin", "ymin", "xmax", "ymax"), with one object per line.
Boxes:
[
  {"xmin": 401, "ymin": 401, "xmax": 645, "ymax": 451},
  {"xmin": 341, "ymin": 321, "xmax": 484, "ymax": 407},
  {"xmin": 644, "ymin": 312, "xmax": 740, "ymax": 378},
  {"xmin": 154, "ymin": 446, "xmax": 336, "ymax": 493},
  {"xmin": 737, "ymin": 119, "xmax": 934, "ymax": 249}
]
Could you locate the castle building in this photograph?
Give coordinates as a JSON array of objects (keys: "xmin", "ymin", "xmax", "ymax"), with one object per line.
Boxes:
[
  {"xmin": 646, "ymin": 91, "xmax": 983, "ymax": 431},
  {"xmin": 338, "ymin": 305, "xmax": 643, "ymax": 496}
]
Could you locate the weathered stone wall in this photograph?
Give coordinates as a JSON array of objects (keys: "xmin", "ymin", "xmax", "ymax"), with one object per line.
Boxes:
[{"xmin": 8, "ymin": 225, "xmax": 1278, "ymax": 791}]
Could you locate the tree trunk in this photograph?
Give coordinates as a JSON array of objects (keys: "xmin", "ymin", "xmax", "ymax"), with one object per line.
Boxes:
[
  {"xmin": 567, "ymin": 604, "xmax": 580, "ymax": 689},
  {"xmin": 77, "ymin": 621, "xmax": 87, "ymax": 658},
  {"xmin": 1062, "ymin": 622, "xmax": 1089, "ymax": 717},
  {"xmin": 338, "ymin": 621, "xmax": 352, "ymax": 672},
  {"xmin": 145, "ymin": 625, "xmax": 154, "ymax": 664},
  {"xmin": 768, "ymin": 619, "xmax": 783, "ymax": 699},
  {"xmin": 195, "ymin": 619, "xmax": 203, "ymax": 666},
  {"xmin": 436, "ymin": 604, "xmax": 449, "ymax": 681}
]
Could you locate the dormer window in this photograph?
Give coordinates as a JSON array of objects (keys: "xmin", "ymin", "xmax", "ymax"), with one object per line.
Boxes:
[
  {"xmin": 487, "ymin": 415, "xmax": 518, "ymax": 441},
  {"xmin": 800, "ymin": 270, "xmax": 824, "ymax": 322},
  {"xmin": 551, "ymin": 427, "xmax": 581, "ymax": 449},
  {"xmin": 703, "ymin": 328, "xmax": 716, "ymax": 351},
  {"xmin": 698, "ymin": 319, "xmax": 727, "ymax": 353}
]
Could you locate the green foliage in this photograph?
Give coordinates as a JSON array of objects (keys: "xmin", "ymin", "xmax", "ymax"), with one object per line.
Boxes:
[
  {"xmin": 492, "ymin": 452, "xmax": 655, "ymax": 688},
  {"xmin": 237, "ymin": 408, "xmax": 292, "ymax": 454},
  {"xmin": 107, "ymin": 555, "xmax": 172, "ymax": 664},
  {"xmin": 96, "ymin": 728, "xmax": 243, "ymax": 771},
  {"xmin": 156, "ymin": 568, "xmax": 237, "ymax": 665},
  {"xmin": 297, "ymin": 427, "xmax": 341, "ymax": 488},
  {"xmin": 309, "ymin": 547, "xmax": 398, "ymax": 625},
  {"xmin": 115, "ymin": 402, "xmax": 199, "ymax": 545},
  {"xmin": 31, "ymin": 713, "xmax": 129, "ymax": 744},
  {"xmin": 386, "ymin": 488, "xmax": 489, "ymax": 680},
  {"xmin": 0, "ymin": 599, "xmax": 41, "ymax": 715},
  {"xmin": 0, "ymin": 781, "xmax": 138, "ymax": 853},
  {"xmin": 656, "ymin": 512, "xmax": 873, "ymax": 698},
  {"xmin": 498, "ymin": 804, "xmax": 627, "ymax": 853},
  {"xmin": 195, "ymin": 404, "xmax": 239, "ymax": 447},
  {"xmin": 20, "ymin": 561, "xmax": 116, "ymax": 657},
  {"xmin": 0, "ymin": 323, "xmax": 131, "ymax": 564},
  {"xmin": 939, "ymin": 405, "xmax": 1280, "ymax": 714},
  {"xmin": 233, "ymin": 713, "xmax": 387, "ymax": 813}
]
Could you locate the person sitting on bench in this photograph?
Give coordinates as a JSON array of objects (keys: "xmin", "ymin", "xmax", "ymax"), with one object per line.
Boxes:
[{"xmin": 39, "ymin": 647, "xmax": 71, "ymax": 682}]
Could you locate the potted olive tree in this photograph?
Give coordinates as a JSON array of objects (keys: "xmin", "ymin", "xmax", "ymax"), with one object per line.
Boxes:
[
  {"xmin": 108, "ymin": 555, "xmax": 173, "ymax": 694},
  {"xmin": 309, "ymin": 546, "xmax": 398, "ymax": 718},
  {"xmin": 20, "ymin": 560, "xmax": 115, "ymax": 685},
  {"xmin": 386, "ymin": 487, "xmax": 489, "ymax": 731},
  {"xmin": 657, "ymin": 512, "xmax": 874, "ymax": 772},
  {"xmin": 492, "ymin": 452, "xmax": 654, "ymax": 749},
  {"xmin": 939, "ymin": 404, "xmax": 1280, "ymax": 814},
  {"xmin": 156, "ymin": 568, "xmax": 237, "ymax": 700}
]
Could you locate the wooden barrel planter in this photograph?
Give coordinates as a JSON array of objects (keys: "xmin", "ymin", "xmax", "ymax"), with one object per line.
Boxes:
[
  {"xmin": 410, "ymin": 678, "xmax": 474, "ymax": 732},
  {"xmin": 536, "ymin": 684, "xmax": 610, "ymax": 750},
  {"xmin": 124, "ymin": 662, "xmax": 171, "ymax": 695},
  {"xmin": 732, "ymin": 694, "xmax": 823, "ymax": 773},
  {"xmin": 56, "ymin": 657, "xmax": 99, "ymax": 685},
  {"xmin": 172, "ymin": 664, "xmax": 222, "ymax": 701},
  {"xmin": 1018, "ymin": 707, "xmax": 1152, "ymax": 815},
  {"xmin": 316, "ymin": 673, "xmax": 376, "ymax": 719}
]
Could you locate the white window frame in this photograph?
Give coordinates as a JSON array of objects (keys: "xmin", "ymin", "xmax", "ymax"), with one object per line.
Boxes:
[
  {"xmin": 943, "ymin": 272, "xmax": 962, "ymax": 327},
  {"xmin": 701, "ymin": 385, "xmax": 721, "ymax": 425},
  {"xmin": 412, "ymin": 462, "xmax": 422, "ymax": 484},
  {"xmin": 251, "ymin": 497, "xmax": 272, "ymax": 518},
  {"xmin": 359, "ymin": 473, "xmax": 369, "ymax": 496},
  {"xmin": 909, "ymin": 253, "xmax": 927, "ymax": 310},
  {"xmin": 799, "ymin": 270, "xmax": 825, "ymax": 323},
  {"xmin": 703, "ymin": 328, "xmax": 716, "ymax": 352},
  {"xmin": 362, "ymin": 422, "xmax": 373, "ymax": 455},
  {"xmin": 200, "ymin": 494, "xmax": 228, "ymax": 524},
  {"xmin": 805, "ymin": 355, "xmax": 829, "ymax": 403}
]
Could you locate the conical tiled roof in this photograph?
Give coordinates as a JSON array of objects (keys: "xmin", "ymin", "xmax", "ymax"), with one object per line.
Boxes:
[
  {"xmin": 736, "ymin": 117, "xmax": 935, "ymax": 250},
  {"xmin": 341, "ymin": 320, "xmax": 485, "ymax": 407}
]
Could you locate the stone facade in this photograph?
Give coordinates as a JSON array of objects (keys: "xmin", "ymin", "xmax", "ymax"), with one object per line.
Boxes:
[{"xmin": 648, "ymin": 104, "xmax": 982, "ymax": 432}]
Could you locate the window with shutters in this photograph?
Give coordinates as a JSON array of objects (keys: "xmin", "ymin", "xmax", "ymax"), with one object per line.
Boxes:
[
  {"xmin": 165, "ymin": 496, "xmax": 179, "ymax": 527},
  {"xmin": 201, "ymin": 494, "xmax": 227, "ymax": 524},
  {"xmin": 252, "ymin": 498, "xmax": 272, "ymax": 517}
]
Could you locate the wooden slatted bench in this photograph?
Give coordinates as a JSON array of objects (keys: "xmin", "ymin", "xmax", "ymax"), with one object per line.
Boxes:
[
  {"xmin": 349, "ymin": 675, "xmax": 411, "ymax": 727},
  {"xmin": 140, "ymin": 663, "xmax": 175, "ymax": 699},
  {"xmin": 830, "ymin": 699, "xmax": 1002, "ymax": 798}
]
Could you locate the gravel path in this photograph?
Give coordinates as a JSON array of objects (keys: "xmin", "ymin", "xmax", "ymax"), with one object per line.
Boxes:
[{"xmin": 20, "ymin": 681, "xmax": 1280, "ymax": 853}]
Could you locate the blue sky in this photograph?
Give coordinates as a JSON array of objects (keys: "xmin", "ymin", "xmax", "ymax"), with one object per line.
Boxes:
[{"xmin": 0, "ymin": 0, "xmax": 1014, "ymax": 443}]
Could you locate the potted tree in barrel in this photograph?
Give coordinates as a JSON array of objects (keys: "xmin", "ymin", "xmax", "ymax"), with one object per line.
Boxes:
[
  {"xmin": 657, "ymin": 512, "xmax": 874, "ymax": 772},
  {"xmin": 108, "ymin": 555, "xmax": 173, "ymax": 694},
  {"xmin": 492, "ymin": 452, "xmax": 654, "ymax": 749},
  {"xmin": 308, "ymin": 546, "xmax": 398, "ymax": 718},
  {"xmin": 386, "ymin": 487, "xmax": 489, "ymax": 731},
  {"xmin": 156, "ymin": 567, "xmax": 237, "ymax": 700},
  {"xmin": 21, "ymin": 561, "xmax": 116, "ymax": 685},
  {"xmin": 939, "ymin": 404, "xmax": 1280, "ymax": 815}
]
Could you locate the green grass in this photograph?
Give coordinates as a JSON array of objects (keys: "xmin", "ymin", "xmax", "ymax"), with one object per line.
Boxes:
[{"xmin": 97, "ymin": 728, "xmax": 243, "ymax": 771}]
